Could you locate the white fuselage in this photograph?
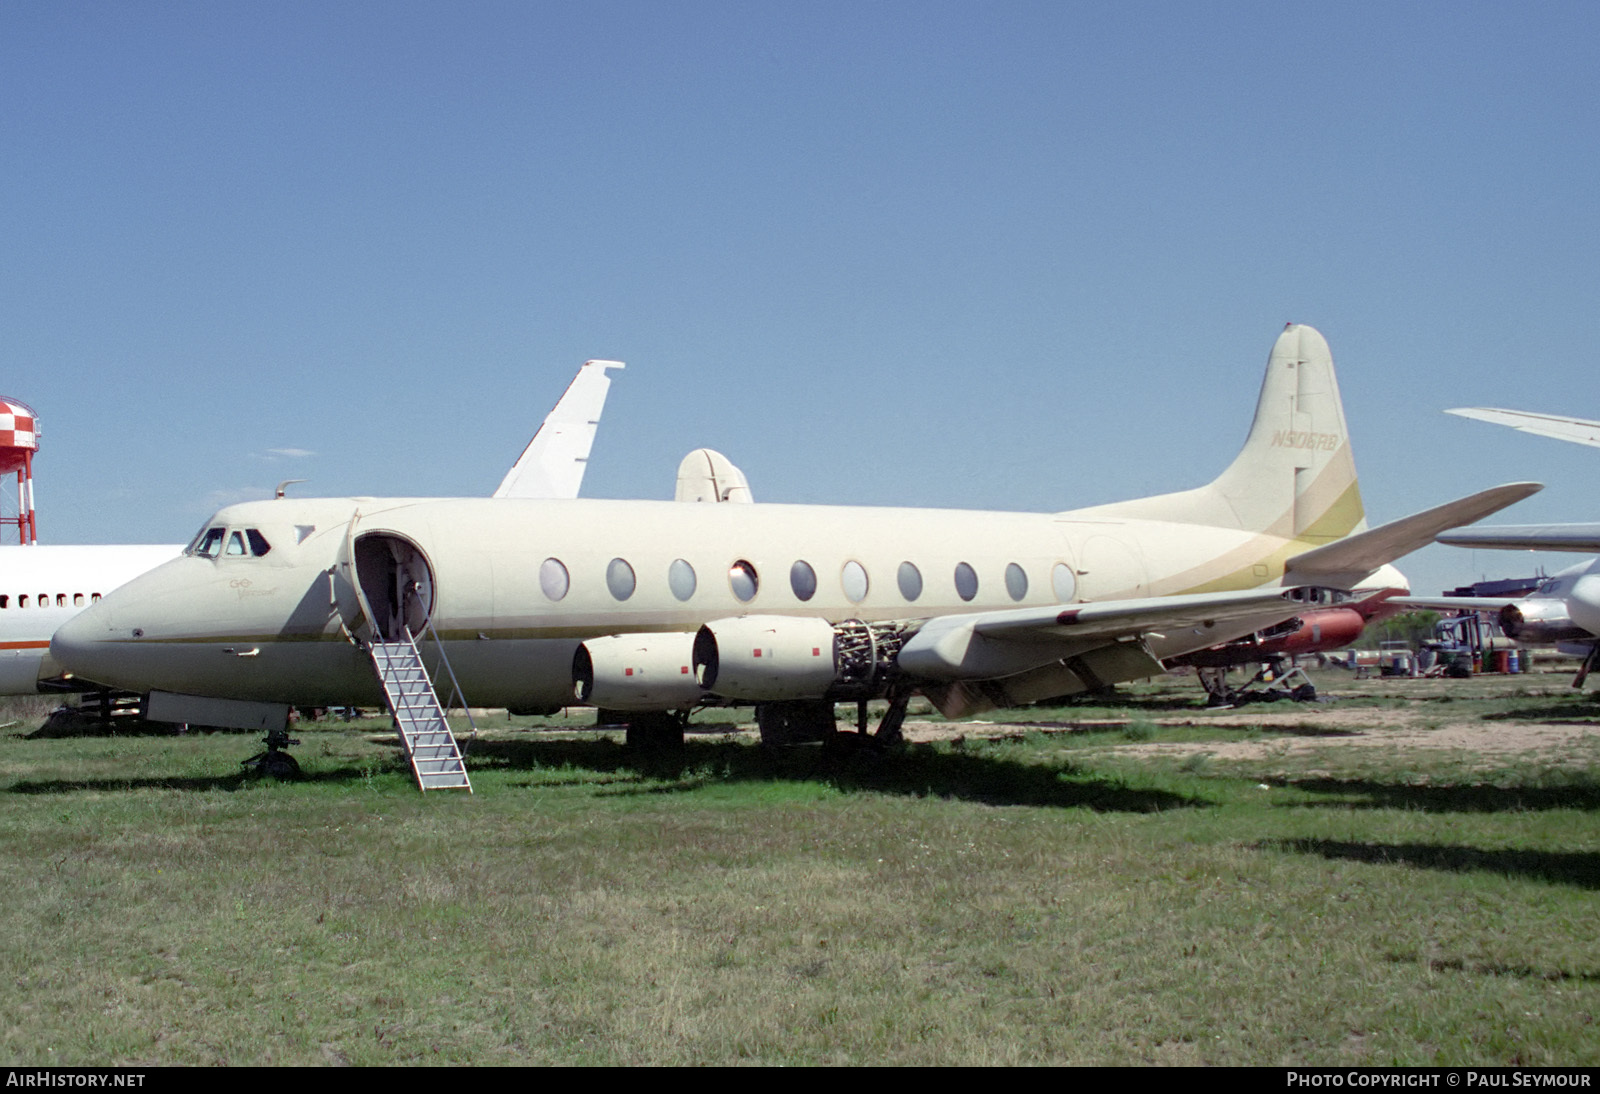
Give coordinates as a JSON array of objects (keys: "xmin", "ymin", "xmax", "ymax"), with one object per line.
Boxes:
[
  {"xmin": 51, "ymin": 494, "xmax": 1334, "ymax": 710},
  {"xmin": 0, "ymin": 544, "xmax": 184, "ymax": 693}
]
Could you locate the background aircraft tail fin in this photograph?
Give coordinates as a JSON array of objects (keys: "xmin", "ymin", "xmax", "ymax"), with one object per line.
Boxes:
[{"xmin": 1072, "ymin": 323, "xmax": 1366, "ymax": 543}]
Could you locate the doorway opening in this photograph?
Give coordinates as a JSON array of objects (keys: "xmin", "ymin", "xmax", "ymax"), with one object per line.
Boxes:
[{"xmin": 353, "ymin": 533, "xmax": 436, "ymax": 641}]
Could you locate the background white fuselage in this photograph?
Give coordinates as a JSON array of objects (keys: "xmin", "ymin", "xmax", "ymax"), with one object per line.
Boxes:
[{"xmin": 0, "ymin": 544, "xmax": 184, "ymax": 693}]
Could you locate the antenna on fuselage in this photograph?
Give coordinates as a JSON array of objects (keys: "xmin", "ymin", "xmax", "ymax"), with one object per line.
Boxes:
[{"xmin": 275, "ymin": 479, "xmax": 308, "ymax": 499}]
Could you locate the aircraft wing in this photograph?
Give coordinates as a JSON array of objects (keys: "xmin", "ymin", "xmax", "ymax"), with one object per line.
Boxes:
[
  {"xmin": 1447, "ymin": 407, "xmax": 1600, "ymax": 449},
  {"xmin": 900, "ymin": 586, "xmax": 1324, "ymax": 717},
  {"xmin": 899, "ymin": 587, "xmax": 1317, "ymax": 678},
  {"xmin": 1283, "ymin": 482, "xmax": 1543, "ymax": 588},
  {"xmin": 971, "ymin": 588, "xmax": 1315, "ymax": 643},
  {"xmin": 493, "ymin": 359, "xmax": 624, "ymax": 499},
  {"xmin": 1436, "ymin": 523, "xmax": 1600, "ymax": 552},
  {"xmin": 1386, "ymin": 596, "xmax": 1516, "ymax": 611}
]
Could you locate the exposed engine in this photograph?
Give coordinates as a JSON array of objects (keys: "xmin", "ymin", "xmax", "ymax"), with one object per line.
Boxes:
[
  {"xmin": 1500, "ymin": 599, "xmax": 1592, "ymax": 644},
  {"xmin": 570, "ymin": 615, "xmax": 917, "ymax": 710},
  {"xmin": 692, "ymin": 614, "xmax": 913, "ymax": 702}
]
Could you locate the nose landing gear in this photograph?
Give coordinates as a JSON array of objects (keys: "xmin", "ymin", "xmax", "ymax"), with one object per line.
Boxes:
[{"xmin": 241, "ymin": 727, "xmax": 302, "ymax": 778}]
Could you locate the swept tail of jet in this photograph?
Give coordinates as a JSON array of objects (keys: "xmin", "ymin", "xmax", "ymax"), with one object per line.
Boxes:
[{"xmin": 494, "ymin": 359, "xmax": 625, "ymax": 500}]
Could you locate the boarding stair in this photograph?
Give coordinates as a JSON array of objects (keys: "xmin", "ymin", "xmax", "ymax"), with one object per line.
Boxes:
[{"xmin": 368, "ymin": 626, "xmax": 474, "ymax": 792}]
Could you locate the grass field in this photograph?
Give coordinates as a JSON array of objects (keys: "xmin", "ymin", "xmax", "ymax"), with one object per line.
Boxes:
[{"xmin": 1, "ymin": 671, "xmax": 1596, "ymax": 1065}]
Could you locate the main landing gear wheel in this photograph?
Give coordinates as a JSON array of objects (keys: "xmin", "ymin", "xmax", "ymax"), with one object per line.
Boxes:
[
  {"xmin": 755, "ymin": 700, "xmax": 838, "ymax": 747},
  {"xmin": 624, "ymin": 711, "xmax": 687, "ymax": 752}
]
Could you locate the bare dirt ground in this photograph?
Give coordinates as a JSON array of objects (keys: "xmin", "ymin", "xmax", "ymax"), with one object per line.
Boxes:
[{"xmin": 894, "ymin": 670, "xmax": 1600, "ymax": 767}]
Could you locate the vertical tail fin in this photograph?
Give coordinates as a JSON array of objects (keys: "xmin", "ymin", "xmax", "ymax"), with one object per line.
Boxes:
[
  {"xmin": 1071, "ymin": 323, "xmax": 1365, "ymax": 543},
  {"xmin": 1209, "ymin": 323, "xmax": 1365, "ymax": 541}
]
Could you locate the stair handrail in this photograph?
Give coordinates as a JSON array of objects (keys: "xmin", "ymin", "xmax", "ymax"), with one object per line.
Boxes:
[{"xmin": 407, "ymin": 618, "xmax": 479, "ymax": 751}]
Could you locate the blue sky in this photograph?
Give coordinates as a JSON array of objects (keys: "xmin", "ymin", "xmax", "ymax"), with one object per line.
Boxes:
[{"xmin": 4, "ymin": 1, "xmax": 1598, "ymax": 596}]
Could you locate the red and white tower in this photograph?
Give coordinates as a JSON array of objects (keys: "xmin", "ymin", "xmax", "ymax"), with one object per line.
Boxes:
[{"xmin": 0, "ymin": 398, "xmax": 39, "ymax": 544}]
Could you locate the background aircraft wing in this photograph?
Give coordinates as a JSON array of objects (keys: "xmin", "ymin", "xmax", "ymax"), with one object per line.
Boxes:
[
  {"xmin": 1436, "ymin": 523, "xmax": 1600, "ymax": 552},
  {"xmin": 1446, "ymin": 407, "xmax": 1600, "ymax": 449},
  {"xmin": 1387, "ymin": 595, "xmax": 1517, "ymax": 611},
  {"xmin": 1283, "ymin": 482, "xmax": 1542, "ymax": 587},
  {"xmin": 493, "ymin": 359, "xmax": 624, "ymax": 499}
]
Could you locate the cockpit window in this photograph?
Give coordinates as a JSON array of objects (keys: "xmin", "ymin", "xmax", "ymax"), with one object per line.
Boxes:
[
  {"xmin": 191, "ymin": 525, "xmax": 274, "ymax": 559},
  {"xmin": 192, "ymin": 527, "xmax": 226, "ymax": 558}
]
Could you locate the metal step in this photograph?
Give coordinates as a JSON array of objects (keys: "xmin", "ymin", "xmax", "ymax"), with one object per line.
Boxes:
[{"xmin": 368, "ymin": 634, "xmax": 472, "ymax": 793}]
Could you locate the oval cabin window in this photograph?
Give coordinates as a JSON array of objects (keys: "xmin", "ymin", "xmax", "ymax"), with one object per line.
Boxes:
[
  {"xmin": 841, "ymin": 561, "xmax": 869, "ymax": 603},
  {"xmin": 954, "ymin": 562, "xmax": 979, "ymax": 602},
  {"xmin": 668, "ymin": 559, "xmax": 697, "ymax": 601},
  {"xmin": 1005, "ymin": 563, "xmax": 1028, "ymax": 601},
  {"xmin": 1052, "ymin": 562, "xmax": 1077, "ymax": 602},
  {"xmin": 897, "ymin": 561, "xmax": 922, "ymax": 602},
  {"xmin": 607, "ymin": 558, "xmax": 637, "ymax": 601},
  {"xmin": 540, "ymin": 558, "xmax": 570, "ymax": 601},
  {"xmin": 790, "ymin": 561, "xmax": 817, "ymax": 602},
  {"xmin": 729, "ymin": 560, "xmax": 758, "ymax": 603}
]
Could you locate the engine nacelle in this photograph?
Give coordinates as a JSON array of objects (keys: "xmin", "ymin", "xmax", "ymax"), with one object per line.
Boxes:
[
  {"xmin": 573, "ymin": 633, "xmax": 702, "ymax": 710},
  {"xmin": 693, "ymin": 615, "xmax": 839, "ymax": 701},
  {"xmin": 1501, "ymin": 600, "xmax": 1591, "ymax": 644}
]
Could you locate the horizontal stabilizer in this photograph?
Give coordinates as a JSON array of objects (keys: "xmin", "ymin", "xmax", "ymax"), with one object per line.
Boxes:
[
  {"xmin": 1436, "ymin": 523, "xmax": 1600, "ymax": 552},
  {"xmin": 1447, "ymin": 407, "xmax": 1600, "ymax": 449},
  {"xmin": 1284, "ymin": 482, "xmax": 1542, "ymax": 587},
  {"xmin": 494, "ymin": 360, "xmax": 624, "ymax": 500}
]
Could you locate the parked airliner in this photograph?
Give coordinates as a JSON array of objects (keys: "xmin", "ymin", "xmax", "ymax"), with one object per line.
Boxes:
[{"xmin": 51, "ymin": 325, "xmax": 1539, "ymax": 770}]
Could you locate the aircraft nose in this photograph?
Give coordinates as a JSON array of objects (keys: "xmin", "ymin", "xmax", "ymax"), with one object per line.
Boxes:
[{"xmin": 50, "ymin": 598, "xmax": 125, "ymax": 687}]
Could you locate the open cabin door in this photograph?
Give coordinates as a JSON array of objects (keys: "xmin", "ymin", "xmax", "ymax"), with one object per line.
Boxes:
[
  {"xmin": 338, "ymin": 516, "xmax": 437, "ymax": 644},
  {"xmin": 337, "ymin": 517, "xmax": 471, "ymax": 793}
]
